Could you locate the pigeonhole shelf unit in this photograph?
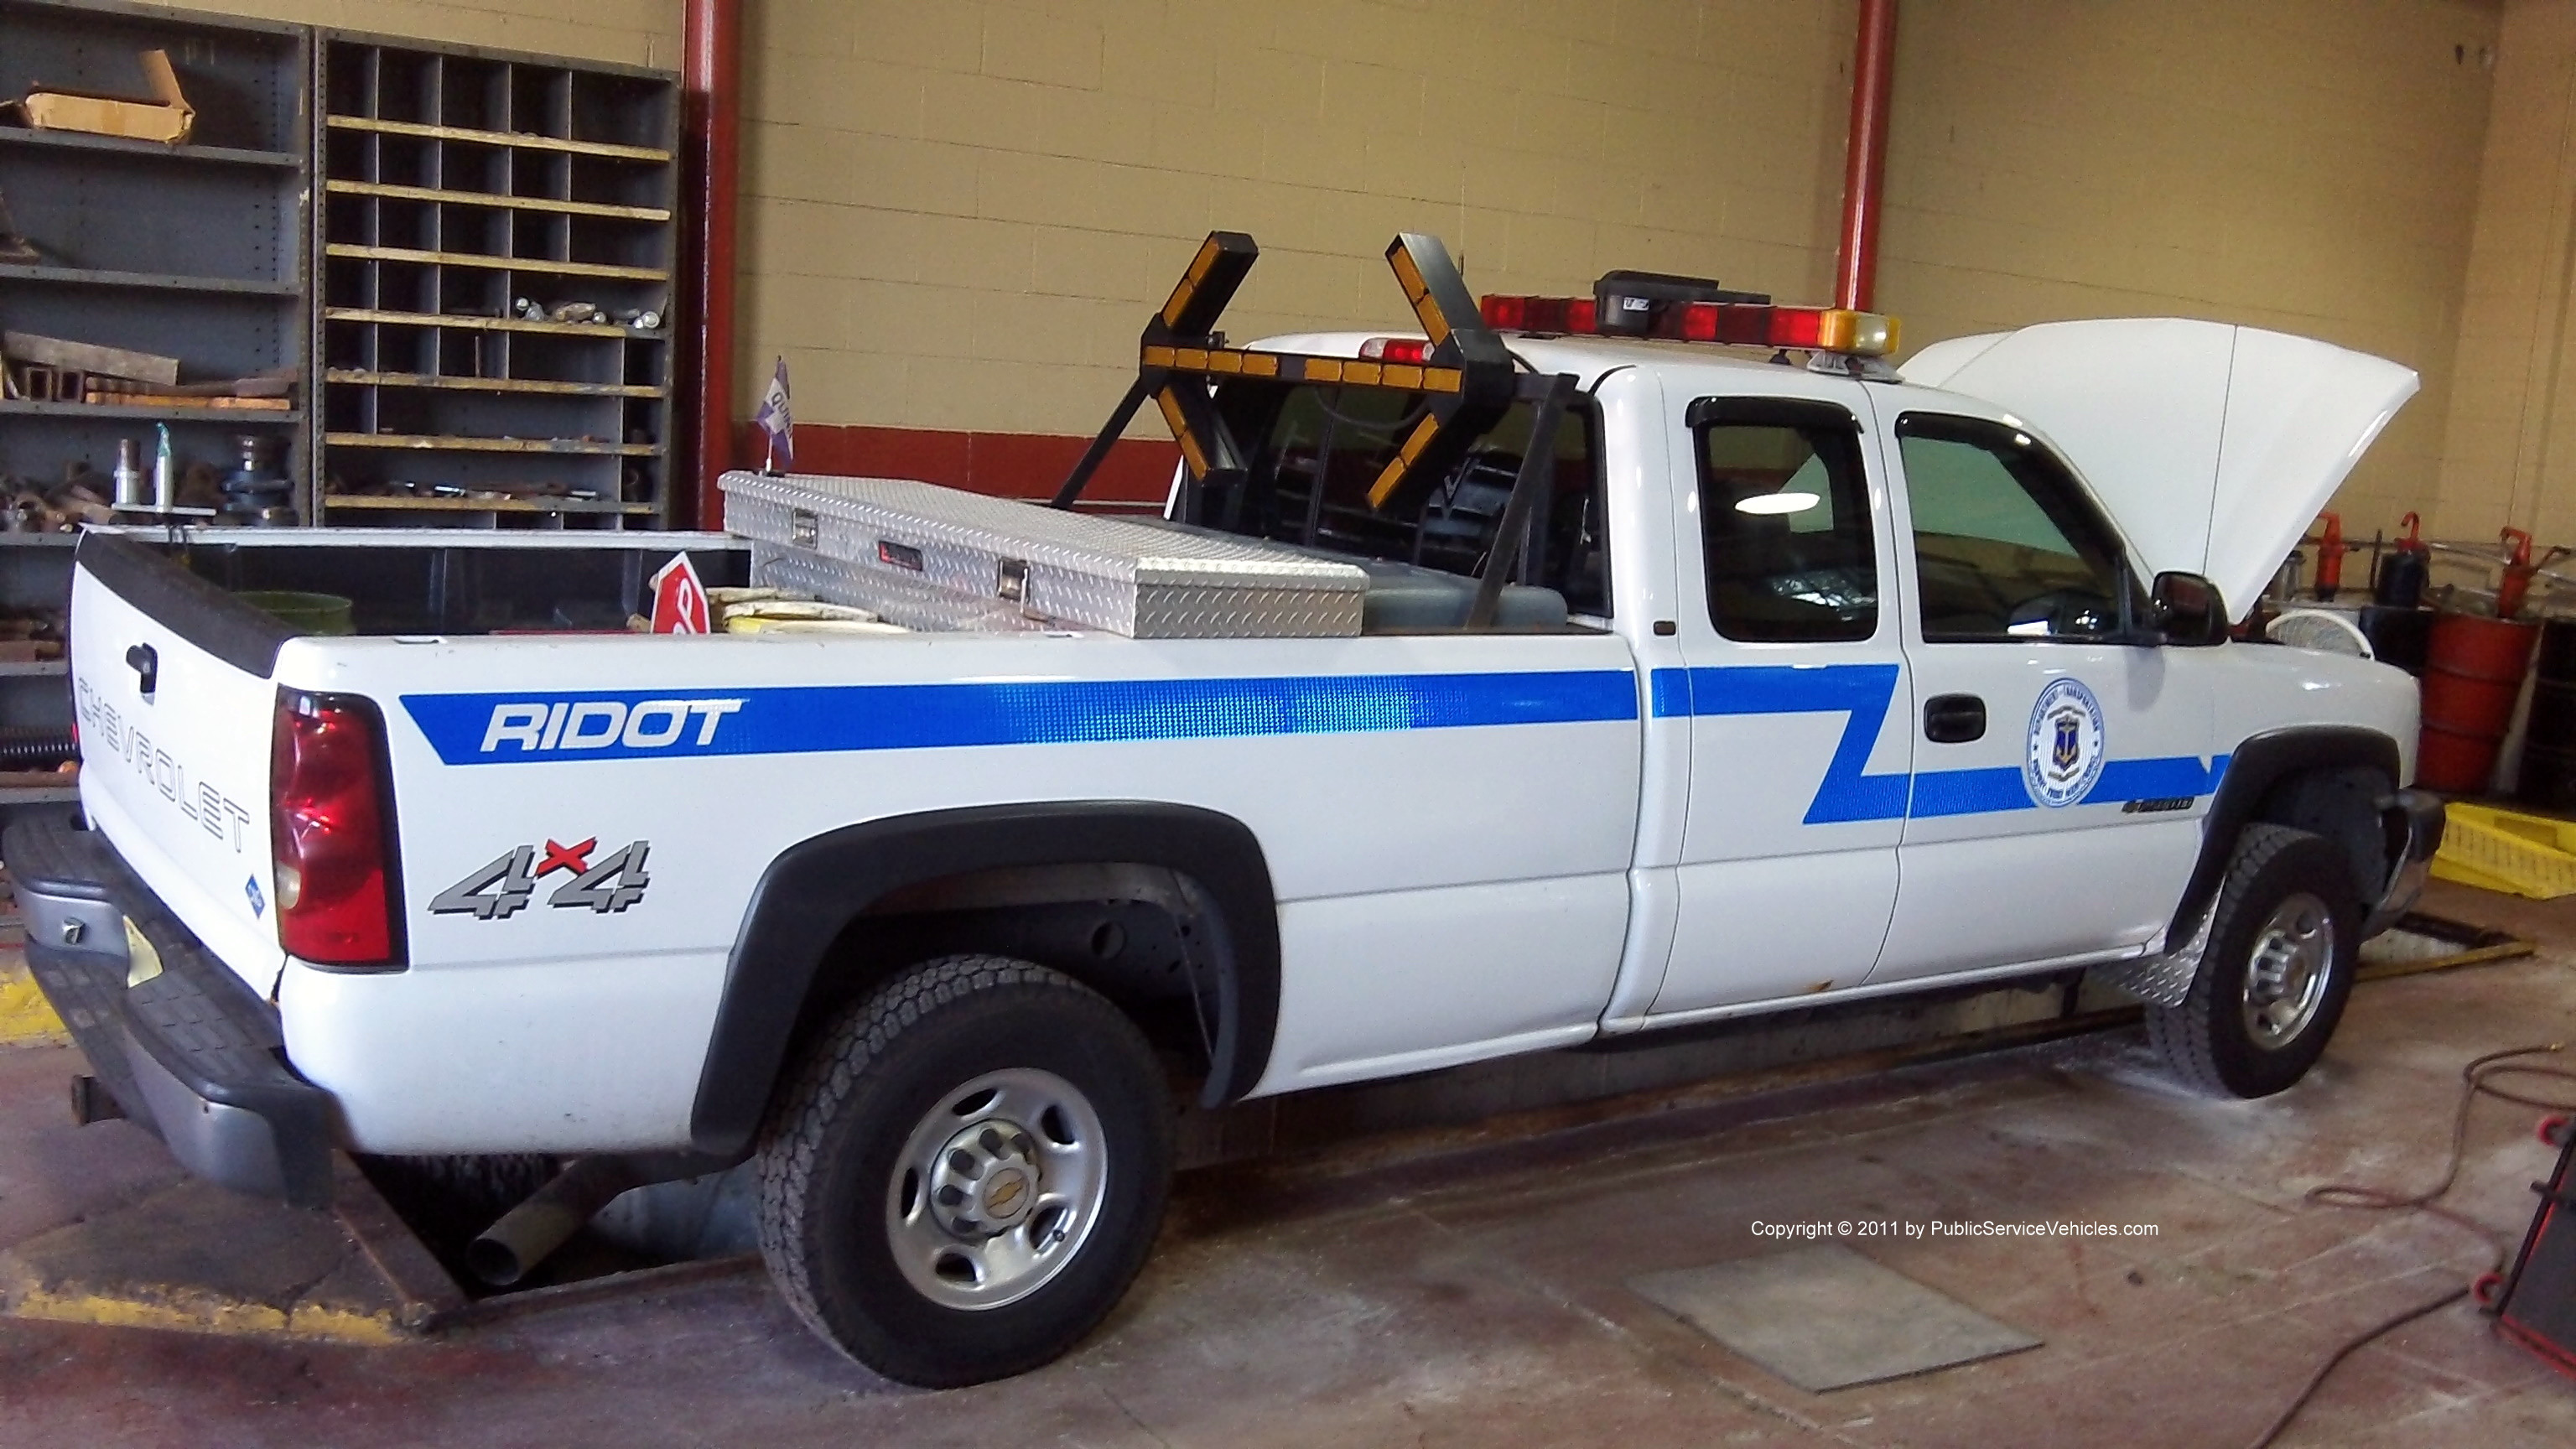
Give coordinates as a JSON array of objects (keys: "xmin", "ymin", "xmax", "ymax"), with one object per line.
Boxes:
[
  {"xmin": 0, "ymin": 0, "xmax": 311, "ymax": 512},
  {"xmin": 313, "ymin": 34, "xmax": 679, "ymax": 529}
]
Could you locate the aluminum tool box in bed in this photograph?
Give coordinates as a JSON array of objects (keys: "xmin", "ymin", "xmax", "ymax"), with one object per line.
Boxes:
[{"xmin": 719, "ymin": 471, "xmax": 1369, "ymax": 638}]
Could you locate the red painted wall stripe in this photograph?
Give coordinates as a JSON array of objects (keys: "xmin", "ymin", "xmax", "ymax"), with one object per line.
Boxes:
[{"xmin": 727, "ymin": 423, "xmax": 1180, "ymax": 512}]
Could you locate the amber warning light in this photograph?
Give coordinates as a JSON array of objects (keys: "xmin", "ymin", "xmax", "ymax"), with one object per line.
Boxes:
[{"xmin": 1478, "ymin": 294, "xmax": 1899, "ymax": 358}]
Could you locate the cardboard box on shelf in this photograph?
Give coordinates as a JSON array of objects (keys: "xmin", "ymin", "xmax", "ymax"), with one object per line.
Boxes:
[{"xmin": 11, "ymin": 49, "xmax": 195, "ymax": 145}]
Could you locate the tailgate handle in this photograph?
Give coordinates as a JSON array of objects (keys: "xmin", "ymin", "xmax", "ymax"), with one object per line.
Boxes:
[{"xmin": 125, "ymin": 643, "xmax": 158, "ymax": 698}]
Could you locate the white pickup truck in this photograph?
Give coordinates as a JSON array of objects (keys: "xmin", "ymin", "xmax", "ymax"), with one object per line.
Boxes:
[{"xmin": 13, "ymin": 234, "xmax": 2444, "ymax": 1386}]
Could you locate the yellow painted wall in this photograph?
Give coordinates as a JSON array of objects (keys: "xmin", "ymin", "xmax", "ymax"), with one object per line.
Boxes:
[
  {"xmin": 736, "ymin": 0, "xmax": 1859, "ymax": 436},
  {"xmin": 1879, "ymin": 0, "xmax": 2497, "ymax": 533},
  {"xmin": 2433, "ymin": 0, "xmax": 2576, "ymax": 542},
  {"xmin": 737, "ymin": 0, "xmax": 2497, "ymax": 517},
  {"xmin": 143, "ymin": 0, "xmax": 2500, "ymax": 536}
]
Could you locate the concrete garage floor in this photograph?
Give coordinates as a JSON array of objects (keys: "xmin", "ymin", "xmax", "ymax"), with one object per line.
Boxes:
[{"xmin": 2, "ymin": 879, "xmax": 2573, "ymax": 1448}]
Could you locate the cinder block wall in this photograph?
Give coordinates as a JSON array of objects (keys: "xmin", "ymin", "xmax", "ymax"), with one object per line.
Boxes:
[
  {"xmin": 148, "ymin": 0, "xmax": 2498, "ymax": 527},
  {"xmin": 1880, "ymin": 0, "xmax": 2496, "ymax": 536},
  {"xmin": 733, "ymin": 0, "xmax": 1859, "ymax": 491},
  {"xmin": 2433, "ymin": 0, "xmax": 2576, "ymax": 543}
]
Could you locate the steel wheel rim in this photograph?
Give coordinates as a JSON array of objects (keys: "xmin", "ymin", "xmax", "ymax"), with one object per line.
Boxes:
[
  {"xmin": 2241, "ymin": 891, "xmax": 2334, "ymax": 1050},
  {"xmin": 886, "ymin": 1067, "xmax": 1108, "ymax": 1311}
]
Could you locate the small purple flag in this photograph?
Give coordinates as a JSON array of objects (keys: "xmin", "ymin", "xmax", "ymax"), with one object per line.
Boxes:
[{"xmin": 754, "ymin": 356, "xmax": 792, "ymax": 473}]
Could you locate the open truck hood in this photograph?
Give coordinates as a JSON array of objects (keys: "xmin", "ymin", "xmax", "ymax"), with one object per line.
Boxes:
[{"xmin": 1898, "ymin": 319, "xmax": 2418, "ymax": 621}]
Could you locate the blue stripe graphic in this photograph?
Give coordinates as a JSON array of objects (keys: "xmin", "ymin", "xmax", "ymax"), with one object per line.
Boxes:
[
  {"xmin": 1907, "ymin": 766, "xmax": 2029, "ymax": 818},
  {"xmin": 402, "ymin": 669, "xmax": 1642, "ymax": 766},
  {"xmin": 1652, "ymin": 663, "xmax": 2224, "ymax": 821},
  {"xmin": 1654, "ymin": 665, "xmax": 1909, "ymax": 823}
]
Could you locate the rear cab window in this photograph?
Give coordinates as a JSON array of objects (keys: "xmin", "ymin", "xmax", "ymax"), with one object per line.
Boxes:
[{"xmin": 1191, "ymin": 380, "xmax": 1612, "ymax": 630}]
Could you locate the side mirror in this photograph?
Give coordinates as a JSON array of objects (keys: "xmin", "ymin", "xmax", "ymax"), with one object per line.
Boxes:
[{"xmin": 2150, "ymin": 571, "xmax": 2229, "ymax": 647}]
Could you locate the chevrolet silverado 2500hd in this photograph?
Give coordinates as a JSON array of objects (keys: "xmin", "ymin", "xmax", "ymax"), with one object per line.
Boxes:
[{"xmin": 12, "ymin": 234, "xmax": 2443, "ymax": 1386}]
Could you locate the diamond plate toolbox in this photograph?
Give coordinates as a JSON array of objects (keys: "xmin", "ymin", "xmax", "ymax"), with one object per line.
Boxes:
[{"xmin": 720, "ymin": 471, "xmax": 1367, "ymax": 638}]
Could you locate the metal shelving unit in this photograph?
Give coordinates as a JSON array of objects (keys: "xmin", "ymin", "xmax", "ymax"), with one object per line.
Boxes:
[
  {"xmin": 0, "ymin": 123, "xmax": 299, "ymax": 168},
  {"xmin": 0, "ymin": 3, "xmax": 687, "ymax": 850},
  {"xmin": 0, "ymin": 397, "xmax": 303, "ymax": 423},
  {"xmin": 312, "ymin": 35, "xmax": 679, "ymax": 529},
  {"xmin": 0, "ymin": 535, "xmax": 75, "ymax": 839},
  {"xmin": 0, "ymin": 0, "xmax": 311, "ymax": 505}
]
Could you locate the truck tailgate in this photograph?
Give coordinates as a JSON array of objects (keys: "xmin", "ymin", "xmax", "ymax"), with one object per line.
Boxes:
[{"xmin": 70, "ymin": 536, "xmax": 290, "ymax": 995}]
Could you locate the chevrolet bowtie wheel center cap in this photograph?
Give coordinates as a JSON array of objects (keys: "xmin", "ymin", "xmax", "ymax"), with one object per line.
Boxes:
[
  {"xmin": 929, "ymin": 1122, "xmax": 1042, "ymax": 1235},
  {"xmin": 888, "ymin": 1067, "xmax": 1109, "ymax": 1311}
]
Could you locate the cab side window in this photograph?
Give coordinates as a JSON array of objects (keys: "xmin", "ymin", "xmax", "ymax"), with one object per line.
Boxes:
[
  {"xmin": 1897, "ymin": 413, "xmax": 2142, "ymax": 643},
  {"xmin": 1692, "ymin": 397, "xmax": 1877, "ymax": 643}
]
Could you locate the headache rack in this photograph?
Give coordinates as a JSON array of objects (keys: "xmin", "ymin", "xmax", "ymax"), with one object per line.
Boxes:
[{"xmin": 1053, "ymin": 230, "xmax": 1585, "ymax": 631}]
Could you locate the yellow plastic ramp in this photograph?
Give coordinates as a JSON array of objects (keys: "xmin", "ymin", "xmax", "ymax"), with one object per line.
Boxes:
[{"xmin": 2433, "ymin": 802, "xmax": 2576, "ymax": 900}]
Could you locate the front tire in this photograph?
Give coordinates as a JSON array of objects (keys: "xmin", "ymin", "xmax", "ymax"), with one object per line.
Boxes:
[
  {"xmin": 756, "ymin": 955, "xmax": 1174, "ymax": 1387},
  {"xmin": 2149, "ymin": 823, "xmax": 2360, "ymax": 1098}
]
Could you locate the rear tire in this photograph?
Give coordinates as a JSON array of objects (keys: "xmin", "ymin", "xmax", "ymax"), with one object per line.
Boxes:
[
  {"xmin": 756, "ymin": 954, "xmax": 1173, "ymax": 1388},
  {"xmin": 2149, "ymin": 823, "xmax": 2360, "ymax": 1098}
]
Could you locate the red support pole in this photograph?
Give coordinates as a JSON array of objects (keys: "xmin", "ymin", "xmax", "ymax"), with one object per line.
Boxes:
[
  {"xmin": 1833, "ymin": 0, "xmax": 1898, "ymax": 313},
  {"xmin": 683, "ymin": 0, "xmax": 741, "ymax": 531}
]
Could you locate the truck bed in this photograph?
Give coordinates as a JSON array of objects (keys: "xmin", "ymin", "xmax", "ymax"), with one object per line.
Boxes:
[
  {"xmin": 128, "ymin": 502, "xmax": 1573, "ymax": 643},
  {"xmin": 133, "ymin": 528, "xmax": 750, "ymax": 637}
]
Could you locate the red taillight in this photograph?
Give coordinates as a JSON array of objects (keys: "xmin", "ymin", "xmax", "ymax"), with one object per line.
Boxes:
[
  {"xmin": 272, "ymin": 692, "xmax": 402, "ymax": 967},
  {"xmin": 1357, "ymin": 336, "xmax": 1431, "ymax": 365}
]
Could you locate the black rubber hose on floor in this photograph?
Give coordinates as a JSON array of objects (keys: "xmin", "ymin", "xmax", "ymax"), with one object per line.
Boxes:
[{"xmin": 2248, "ymin": 1043, "xmax": 2576, "ymax": 1449}]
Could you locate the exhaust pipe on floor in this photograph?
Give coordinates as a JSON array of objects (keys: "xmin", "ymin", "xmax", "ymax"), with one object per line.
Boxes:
[
  {"xmin": 465, "ymin": 1150, "xmax": 744, "ymax": 1287},
  {"xmin": 465, "ymin": 1156, "xmax": 654, "ymax": 1287}
]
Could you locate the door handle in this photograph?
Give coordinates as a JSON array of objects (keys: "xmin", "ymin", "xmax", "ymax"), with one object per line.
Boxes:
[{"xmin": 1924, "ymin": 693, "xmax": 1985, "ymax": 743}]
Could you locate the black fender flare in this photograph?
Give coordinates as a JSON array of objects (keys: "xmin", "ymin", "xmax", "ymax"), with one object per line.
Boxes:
[
  {"xmin": 2168, "ymin": 725, "xmax": 2401, "ymax": 937},
  {"xmin": 687, "ymin": 801, "xmax": 1280, "ymax": 1158}
]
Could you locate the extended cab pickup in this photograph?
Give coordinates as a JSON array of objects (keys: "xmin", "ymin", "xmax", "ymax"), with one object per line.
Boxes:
[{"xmin": 13, "ymin": 236, "xmax": 2443, "ymax": 1386}]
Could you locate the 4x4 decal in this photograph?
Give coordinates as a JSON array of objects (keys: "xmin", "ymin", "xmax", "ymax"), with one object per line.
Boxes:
[{"xmin": 430, "ymin": 837, "xmax": 652, "ymax": 919}]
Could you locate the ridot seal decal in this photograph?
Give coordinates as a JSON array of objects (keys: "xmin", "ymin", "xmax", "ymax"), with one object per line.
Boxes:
[{"xmin": 2024, "ymin": 678, "xmax": 2106, "ymax": 808}]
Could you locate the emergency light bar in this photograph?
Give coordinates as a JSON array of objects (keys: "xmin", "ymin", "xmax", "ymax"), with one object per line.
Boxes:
[{"xmin": 1478, "ymin": 293, "xmax": 1900, "ymax": 357}]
